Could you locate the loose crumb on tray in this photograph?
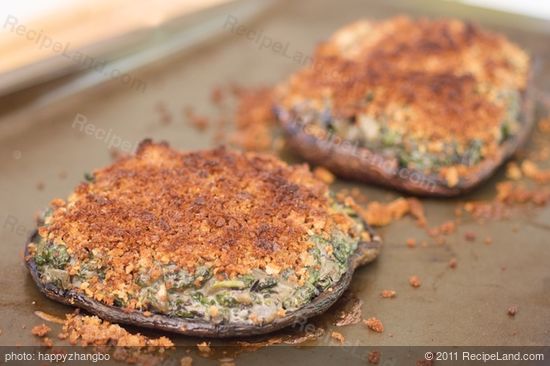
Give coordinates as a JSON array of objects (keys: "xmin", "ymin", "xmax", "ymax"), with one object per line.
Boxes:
[
  {"xmin": 364, "ymin": 317, "xmax": 384, "ymax": 333},
  {"xmin": 406, "ymin": 238, "xmax": 416, "ymax": 248},
  {"xmin": 313, "ymin": 167, "xmax": 335, "ymax": 184},
  {"xmin": 409, "ymin": 275, "xmax": 421, "ymax": 288},
  {"xmin": 331, "ymin": 331, "xmax": 345, "ymax": 344},
  {"xmin": 31, "ymin": 324, "xmax": 51, "ymax": 337},
  {"xmin": 180, "ymin": 356, "xmax": 193, "ymax": 366},
  {"xmin": 42, "ymin": 337, "xmax": 53, "ymax": 348},
  {"xmin": 197, "ymin": 342, "xmax": 212, "ymax": 354},
  {"xmin": 368, "ymin": 351, "xmax": 381, "ymax": 364},
  {"xmin": 380, "ymin": 290, "xmax": 396, "ymax": 299},
  {"xmin": 508, "ymin": 305, "xmax": 518, "ymax": 317},
  {"xmin": 347, "ymin": 197, "xmax": 426, "ymax": 227},
  {"xmin": 58, "ymin": 313, "xmax": 173, "ymax": 349},
  {"xmin": 464, "ymin": 232, "xmax": 477, "ymax": 241}
]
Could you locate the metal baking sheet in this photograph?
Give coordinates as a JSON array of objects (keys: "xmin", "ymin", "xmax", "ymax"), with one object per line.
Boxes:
[{"xmin": 0, "ymin": 0, "xmax": 548, "ymax": 363}]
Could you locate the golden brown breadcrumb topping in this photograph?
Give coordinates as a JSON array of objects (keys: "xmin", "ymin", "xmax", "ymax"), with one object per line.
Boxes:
[
  {"xmin": 277, "ymin": 16, "xmax": 529, "ymax": 159},
  {"xmin": 39, "ymin": 140, "xmax": 357, "ymax": 306}
]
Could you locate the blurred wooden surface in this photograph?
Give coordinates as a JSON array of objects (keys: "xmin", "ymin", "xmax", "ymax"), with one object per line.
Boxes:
[{"xmin": 0, "ymin": 0, "xmax": 233, "ymax": 76}]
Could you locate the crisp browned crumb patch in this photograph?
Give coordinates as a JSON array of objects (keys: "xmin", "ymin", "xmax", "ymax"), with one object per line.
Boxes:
[
  {"xmin": 40, "ymin": 141, "xmax": 358, "ymax": 306},
  {"xmin": 276, "ymin": 16, "xmax": 529, "ymax": 177},
  {"xmin": 380, "ymin": 290, "xmax": 396, "ymax": 299},
  {"xmin": 31, "ymin": 324, "xmax": 51, "ymax": 337},
  {"xmin": 364, "ymin": 317, "xmax": 384, "ymax": 333}
]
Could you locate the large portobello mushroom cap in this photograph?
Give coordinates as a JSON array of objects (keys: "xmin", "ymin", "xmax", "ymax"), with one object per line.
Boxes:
[
  {"xmin": 25, "ymin": 140, "xmax": 381, "ymax": 338},
  {"xmin": 275, "ymin": 17, "xmax": 535, "ymax": 197}
]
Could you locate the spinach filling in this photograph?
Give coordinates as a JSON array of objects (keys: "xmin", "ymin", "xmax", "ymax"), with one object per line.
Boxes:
[
  {"xmin": 32, "ymin": 204, "xmax": 363, "ymax": 325},
  {"xmin": 294, "ymin": 88, "xmax": 522, "ymax": 174}
]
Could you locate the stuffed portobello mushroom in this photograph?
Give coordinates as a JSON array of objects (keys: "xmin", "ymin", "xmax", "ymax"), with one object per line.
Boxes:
[
  {"xmin": 25, "ymin": 140, "xmax": 381, "ymax": 337},
  {"xmin": 275, "ymin": 17, "xmax": 535, "ymax": 197}
]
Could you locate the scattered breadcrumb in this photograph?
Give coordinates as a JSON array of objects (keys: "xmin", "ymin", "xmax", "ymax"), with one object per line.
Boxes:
[
  {"xmin": 155, "ymin": 101, "xmax": 173, "ymax": 126},
  {"xmin": 368, "ymin": 351, "xmax": 381, "ymax": 364},
  {"xmin": 219, "ymin": 358, "xmax": 236, "ymax": 366},
  {"xmin": 184, "ymin": 107, "xmax": 209, "ymax": 132},
  {"xmin": 351, "ymin": 197, "xmax": 426, "ymax": 227},
  {"xmin": 197, "ymin": 342, "xmax": 211, "ymax": 354},
  {"xmin": 497, "ymin": 182, "xmax": 550, "ymax": 205},
  {"xmin": 506, "ymin": 162, "xmax": 522, "ymax": 180},
  {"xmin": 409, "ymin": 275, "xmax": 421, "ymax": 288},
  {"xmin": 464, "ymin": 232, "xmax": 477, "ymax": 241},
  {"xmin": 484, "ymin": 237, "xmax": 493, "ymax": 245},
  {"xmin": 59, "ymin": 313, "xmax": 173, "ymax": 350},
  {"xmin": 448, "ymin": 258, "xmax": 457, "ymax": 269},
  {"xmin": 417, "ymin": 360, "xmax": 434, "ymax": 366},
  {"xmin": 230, "ymin": 87, "xmax": 276, "ymax": 152},
  {"xmin": 364, "ymin": 317, "xmax": 384, "ymax": 333},
  {"xmin": 31, "ymin": 324, "xmax": 51, "ymax": 337},
  {"xmin": 313, "ymin": 167, "xmax": 335, "ymax": 184},
  {"xmin": 331, "ymin": 331, "xmax": 345, "ymax": 344},
  {"xmin": 210, "ymin": 86, "xmax": 225, "ymax": 105},
  {"xmin": 406, "ymin": 238, "xmax": 416, "ymax": 248},
  {"xmin": 381, "ymin": 290, "xmax": 396, "ymax": 299},
  {"xmin": 42, "ymin": 337, "xmax": 53, "ymax": 348},
  {"xmin": 508, "ymin": 305, "xmax": 518, "ymax": 317},
  {"xmin": 521, "ymin": 160, "xmax": 550, "ymax": 184},
  {"xmin": 337, "ymin": 188, "xmax": 369, "ymax": 205},
  {"xmin": 538, "ymin": 117, "xmax": 550, "ymax": 133},
  {"xmin": 180, "ymin": 356, "xmax": 193, "ymax": 366}
]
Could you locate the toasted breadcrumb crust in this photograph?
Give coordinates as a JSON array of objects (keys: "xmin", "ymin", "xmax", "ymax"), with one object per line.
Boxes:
[
  {"xmin": 38, "ymin": 141, "xmax": 359, "ymax": 307},
  {"xmin": 276, "ymin": 16, "xmax": 529, "ymax": 177}
]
